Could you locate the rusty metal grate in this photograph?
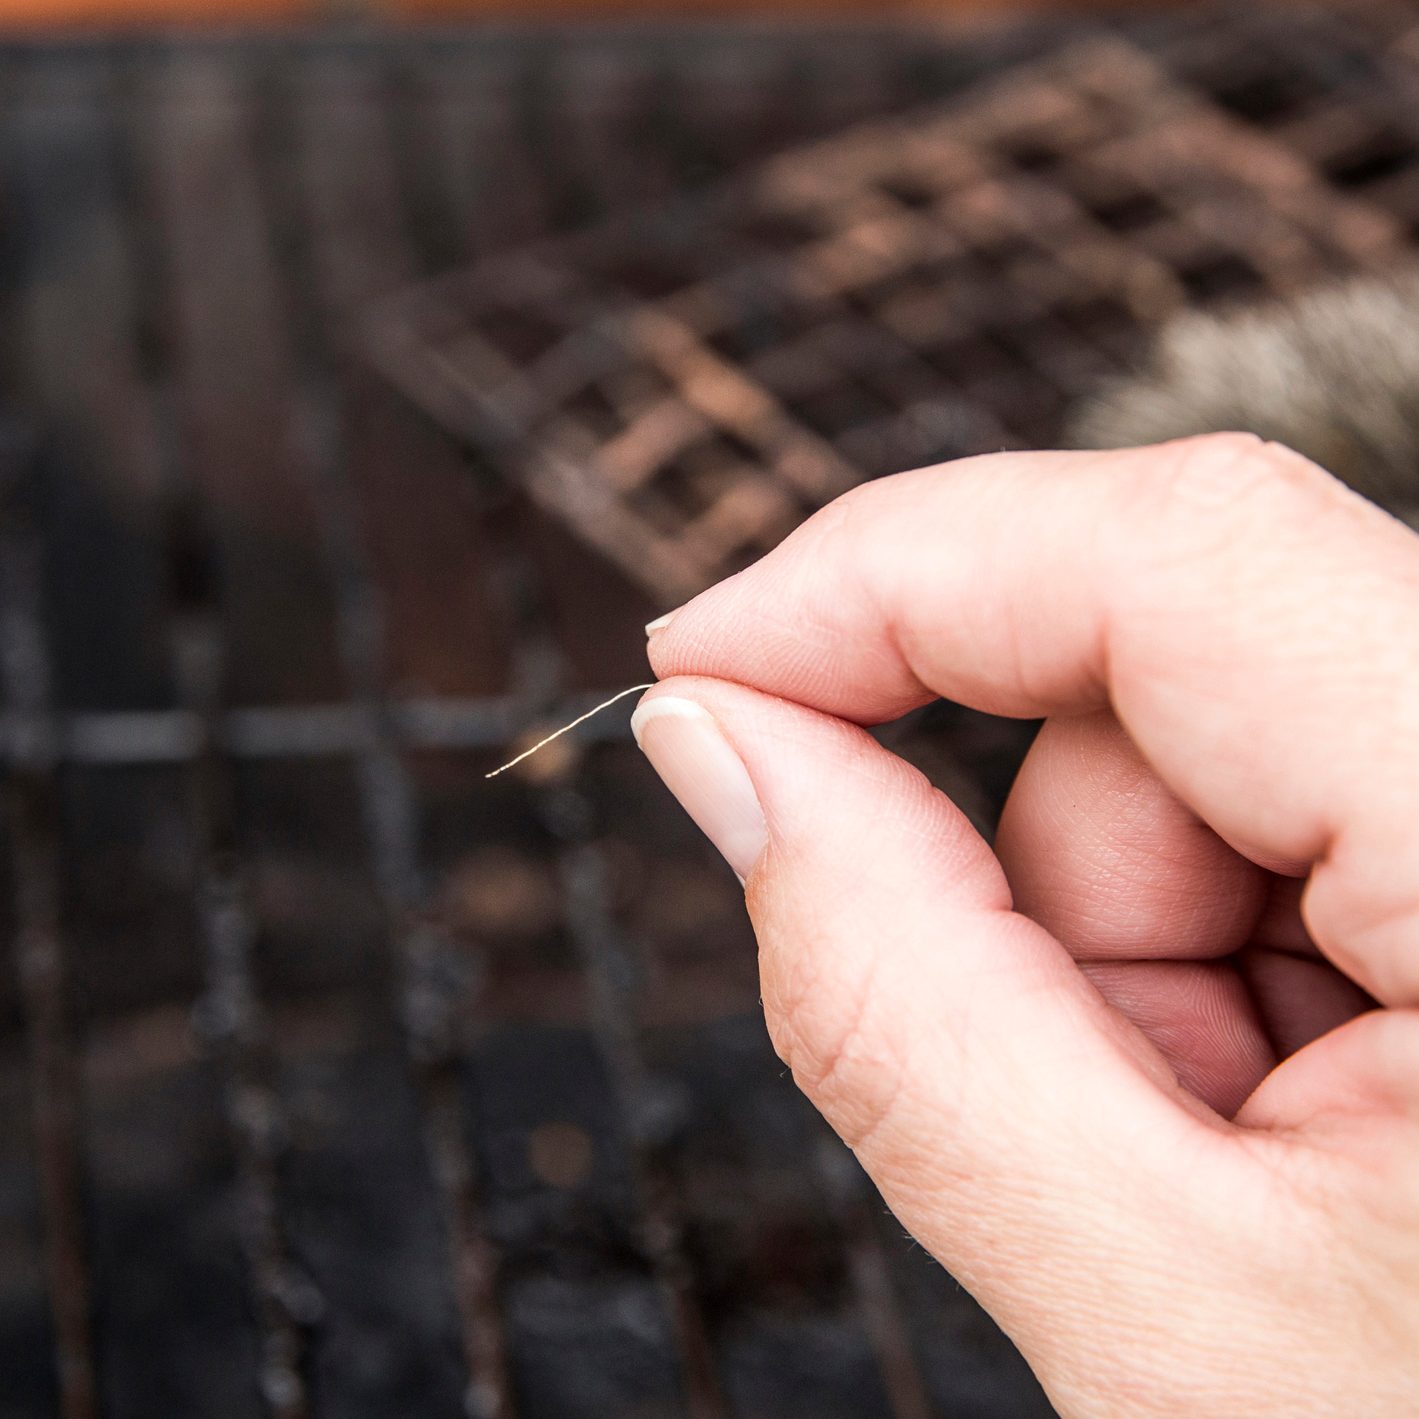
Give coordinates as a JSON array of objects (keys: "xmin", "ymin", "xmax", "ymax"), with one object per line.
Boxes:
[
  {"xmin": 1150, "ymin": 0, "xmax": 1419, "ymax": 236},
  {"xmin": 367, "ymin": 36, "xmax": 1408, "ymax": 605}
]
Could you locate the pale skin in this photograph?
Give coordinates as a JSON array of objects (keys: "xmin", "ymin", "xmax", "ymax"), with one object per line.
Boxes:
[{"xmin": 632, "ymin": 434, "xmax": 1419, "ymax": 1416}]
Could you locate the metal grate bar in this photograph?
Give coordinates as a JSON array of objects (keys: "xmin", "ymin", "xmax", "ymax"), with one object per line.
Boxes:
[
  {"xmin": 0, "ymin": 55, "xmax": 175, "ymax": 1419},
  {"xmin": 276, "ymin": 49, "xmax": 515, "ymax": 1416},
  {"xmin": 0, "ymin": 691, "xmax": 636, "ymax": 767},
  {"xmin": 0, "ymin": 440, "xmax": 97, "ymax": 1419},
  {"xmin": 172, "ymin": 602, "xmax": 311, "ymax": 1419},
  {"xmin": 552, "ymin": 837, "xmax": 730, "ymax": 1419},
  {"xmin": 7, "ymin": 50, "xmax": 287, "ymax": 1416},
  {"xmin": 135, "ymin": 51, "xmax": 318, "ymax": 1417},
  {"xmin": 1155, "ymin": 0, "xmax": 1419, "ymax": 239},
  {"xmin": 390, "ymin": 45, "xmax": 741, "ymax": 1414},
  {"xmin": 405, "ymin": 37, "xmax": 948, "ymax": 1415},
  {"xmin": 812, "ymin": 1139, "xmax": 934, "ymax": 1419}
]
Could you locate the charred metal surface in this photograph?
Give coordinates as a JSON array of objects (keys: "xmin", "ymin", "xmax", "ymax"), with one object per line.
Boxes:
[
  {"xmin": 10, "ymin": 8, "xmax": 1411, "ymax": 1415},
  {"xmin": 0, "ymin": 430, "xmax": 97, "ymax": 1419},
  {"xmin": 0, "ymin": 21, "xmax": 1052, "ymax": 1419}
]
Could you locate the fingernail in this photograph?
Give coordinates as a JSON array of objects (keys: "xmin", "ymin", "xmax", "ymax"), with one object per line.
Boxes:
[
  {"xmin": 644, "ymin": 610, "xmax": 677, "ymax": 637},
  {"xmin": 631, "ymin": 696, "xmax": 766, "ymax": 882}
]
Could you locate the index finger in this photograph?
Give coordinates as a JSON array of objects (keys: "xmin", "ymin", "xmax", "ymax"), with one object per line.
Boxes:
[{"xmin": 647, "ymin": 434, "xmax": 1419, "ymax": 1005}]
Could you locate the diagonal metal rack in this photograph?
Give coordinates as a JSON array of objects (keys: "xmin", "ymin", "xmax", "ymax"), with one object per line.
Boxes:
[
  {"xmin": 366, "ymin": 36, "xmax": 1408, "ymax": 607},
  {"xmin": 1152, "ymin": 0, "xmax": 1419, "ymax": 235}
]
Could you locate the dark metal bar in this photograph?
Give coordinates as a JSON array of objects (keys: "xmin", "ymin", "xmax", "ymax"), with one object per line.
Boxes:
[
  {"xmin": 171, "ymin": 599, "xmax": 310, "ymax": 1419},
  {"xmin": 397, "ymin": 41, "xmax": 747, "ymax": 1419},
  {"xmin": 551, "ymin": 836, "xmax": 730, "ymax": 1419},
  {"xmin": 812, "ymin": 1139, "xmax": 934, "ymax": 1419},
  {"xmin": 0, "ymin": 689, "xmax": 636, "ymax": 767},
  {"xmin": 142, "ymin": 53, "xmax": 346, "ymax": 711},
  {"xmin": 136, "ymin": 49, "xmax": 325, "ymax": 1417},
  {"xmin": 272, "ymin": 49, "xmax": 515, "ymax": 1418},
  {"xmin": 0, "ymin": 54, "xmax": 161, "ymax": 1419},
  {"xmin": 0, "ymin": 442, "xmax": 97, "ymax": 1419}
]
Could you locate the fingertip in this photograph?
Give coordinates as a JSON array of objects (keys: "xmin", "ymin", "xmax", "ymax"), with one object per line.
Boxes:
[
  {"xmin": 630, "ymin": 681, "xmax": 767, "ymax": 883},
  {"xmin": 634, "ymin": 675, "xmax": 989, "ymax": 897}
]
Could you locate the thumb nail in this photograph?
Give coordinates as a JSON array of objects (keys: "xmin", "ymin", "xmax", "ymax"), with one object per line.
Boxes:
[{"xmin": 631, "ymin": 696, "xmax": 766, "ymax": 882}]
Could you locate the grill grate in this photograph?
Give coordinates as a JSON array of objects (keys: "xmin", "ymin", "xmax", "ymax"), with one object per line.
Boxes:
[
  {"xmin": 0, "ymin": 25, "xmax": 1051, "ymax": 1419},
  {"xmin": 7, "ymin": 9, "xmax": 1418, "ymax": 1415},
  {"xmin": 1154, "ymin": 0, "xmax": 1419, "ymax": 235},
  {"xmin": 367, "ymin": 36, "xmax": 1408, "ymax": 605}
]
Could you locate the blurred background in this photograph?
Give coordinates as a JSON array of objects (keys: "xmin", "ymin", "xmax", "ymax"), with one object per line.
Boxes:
[
  {"xmin": 0, "ymin": 0, "xmax": 1415, "ymax": 1416},
  {"xmin": 0, "ymin": 0, "xmax": 1122, "ymax": 23}
]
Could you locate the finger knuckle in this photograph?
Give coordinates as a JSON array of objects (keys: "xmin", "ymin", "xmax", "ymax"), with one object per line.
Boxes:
[
  {"xmin": 763, "ymin": 944, "xmax": 911, "ymax": 1152},
  {"xmin": 1140, "ymin": 432, "xmax": 1339, "ymax": 529},
  {"xmin": 808, "ymin": 477, "xmax": 878, "ymax": 541},
  {"xmin": 1108, "ymin": 434, "xmax": 1353, "ymax": 596}
]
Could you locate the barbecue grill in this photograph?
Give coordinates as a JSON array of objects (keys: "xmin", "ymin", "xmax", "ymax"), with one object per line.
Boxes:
[{"xmin": 1, "ymin": 5, "xmax": 1414, "ymax": 1416}]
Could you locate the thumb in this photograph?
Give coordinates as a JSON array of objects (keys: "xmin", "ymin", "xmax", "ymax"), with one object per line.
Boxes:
[{"xmin": 631, "ymin": 677, "xmax": 1277, "ymax": 1392}]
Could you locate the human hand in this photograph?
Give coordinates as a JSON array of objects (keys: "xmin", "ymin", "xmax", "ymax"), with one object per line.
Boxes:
[{"xmin": 633, "ymin": 435, "xmax": 1419, "ymax": 1416}]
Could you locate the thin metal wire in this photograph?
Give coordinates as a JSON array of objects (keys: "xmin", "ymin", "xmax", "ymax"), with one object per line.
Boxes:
[{"xmin": 484, "ymin": 682, "xmax": 654, "ymax": 778}]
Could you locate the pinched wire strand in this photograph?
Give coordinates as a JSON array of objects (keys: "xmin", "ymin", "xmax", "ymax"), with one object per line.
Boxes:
[{"xmin": 484, "ymin": 684, "xmax": 654, "ymax": 779}]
